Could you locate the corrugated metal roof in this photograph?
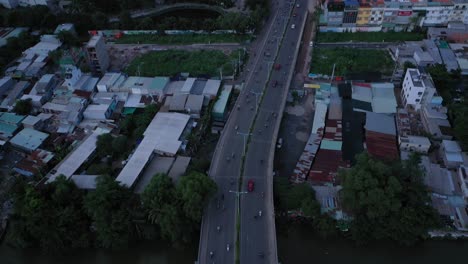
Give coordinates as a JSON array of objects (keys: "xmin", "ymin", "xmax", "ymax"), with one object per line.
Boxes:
[
  {"xmin": 365, "ymin": 112, "xmax": 396, "ymax": 135},
  {"xmin": 10, "ymin": 128, "xmax": 49, "ymax": 152},
  {"xmin": 212, "ymin": 85, "xmax": 232, "ymax": 114},
  {"xmin": 150, "ymin": 77, "xmax": 170, "ymax": 91}
]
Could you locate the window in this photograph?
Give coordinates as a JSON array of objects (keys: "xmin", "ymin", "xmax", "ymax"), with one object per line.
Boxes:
[
  {"xmin": 415, "ymin": 99, "xmax": 420, "ymax": 102},
  {"xmin": 418, "ymin": 92, "xmax": 423, "ymax": 96}
]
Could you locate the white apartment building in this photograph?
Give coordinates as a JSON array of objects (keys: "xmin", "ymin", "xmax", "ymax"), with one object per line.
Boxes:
[
  {"xmin": 401, "ymin": 68, "xmax": 437, "ymax": 110},
  {"xmin": 422, "ymin": 5, "xmax": 454, "ymax": 25},
  {"xmin": 369, "ymin": 7, "xmax": 385, "ymax": 26},
  {"xmin": 399, "ymin": 135, "xmax": 431, "ymax": 153},
  {"xmin": 450, "ymin": 0, "xmax": 468, "ymax": 22}
]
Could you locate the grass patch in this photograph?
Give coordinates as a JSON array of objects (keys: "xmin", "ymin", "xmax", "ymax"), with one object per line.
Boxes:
[
  {"xmin": 115, "ymin": 34, "xmax": 251, "ymax": 45},
  {"xmin": 125, "ymin": 49, "xmax": 241, "ymax": 77},
  {"xmin": 317, "ymin": 32, "xmax": 425, "ymax": 43},
  {"xmin": 310, "ymin": 47, "xmax": 394, "ymax": 76}
]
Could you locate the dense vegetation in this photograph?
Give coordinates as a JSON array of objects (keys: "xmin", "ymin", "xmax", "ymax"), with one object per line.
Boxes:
[
  {"xmin": 316, "ymin": 32, "xmax": 425, "ymax": 43},
  {"xmin": 115, "ymin": 33, "xmax": 251, "ymax": 45},
  {"xmin": 340, "ymin": 153, "xmax": 440, "ymax": 245},
  {"xmin": 12, "ymin": 99, "xmax": 33, "ymax": 115},
  {"xmin": 310, "ymin": 47, "xmax": 394, "ymax": 76},
  {"xmin": 141, "ymin": 172, "xmax": 216, "ymax": 245},
  {"xmin": 125, "ymin": 49, "xmax": 244, "ymax": 77},
  {"xmin": 0, "ymin": 32, "xmax": 39, "ymax": 72},
  {"xmin": 6, "ymin": 171, "xmax": 216, "ymax": 251},
  {"xmin": 274, "ymin": 178, "xmax": 338, "ymax": 238}
]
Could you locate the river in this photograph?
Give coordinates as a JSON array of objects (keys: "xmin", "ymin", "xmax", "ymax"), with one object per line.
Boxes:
[
  {"xmin": 1, "ymin": 225, "xmax": 468, "ymax": 263},
  {"xmin": 277, "ymin": 225, "xmax": 468, "ymax": 264}
]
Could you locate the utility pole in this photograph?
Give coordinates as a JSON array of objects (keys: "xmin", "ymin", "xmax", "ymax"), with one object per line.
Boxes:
[
  {"xmin": 237, "ymin": 131, "xmax": 252, "ymax": 157},
  {"xmin": 219, "ymin": 67, "xmax": 223, "ymax": 80}
]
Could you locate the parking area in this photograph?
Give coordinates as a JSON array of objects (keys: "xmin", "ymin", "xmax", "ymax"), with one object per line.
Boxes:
[{"xmin": 274, "ymin": 92, "xmax": 315, "ymax": 179}]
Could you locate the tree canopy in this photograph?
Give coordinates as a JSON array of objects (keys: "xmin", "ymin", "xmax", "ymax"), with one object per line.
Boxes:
[
  {"xmin": 340, "ymin": 153, "xmax": 440, "ymax": 245},
  {"xmin": 6, "ymin": 176, "xmax": 91, "ymax": 252},
  {"xmin": 13, "ymin": 99, "xmax": 33, "ymax": 115},
  {"xmin": 84, "ymin": 175, "xmax": 136, "ymax": 249},
  {"xmin": 141, "ymin": 172, "xmax": 216, "ymax": 244}
]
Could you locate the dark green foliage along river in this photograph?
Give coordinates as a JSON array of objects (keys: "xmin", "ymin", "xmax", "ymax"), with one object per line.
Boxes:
[{"xmin": 2, "ymin": 225, "xmax": 468, "ymax": 264}]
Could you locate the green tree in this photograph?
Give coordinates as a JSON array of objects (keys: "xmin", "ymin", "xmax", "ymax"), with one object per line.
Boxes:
[
  {"xmin": 177, "ymin": 171, "xmax": 217, "ymax": 222},
  {"xmin": 96, "ymin": 133, "xmax": 114, "ymax": 157},
  {"xmin": 340, "ymin": 153, "xmax": 440, "ymax": 245},
  {"xmin": 92, "ymin": 11, "xmax": 110, "ymax": 29},
  {"xmin": 450, "ymin": 104, "xmax": 468, "ymax": 150},
  {"xmin": 84, "ymin": 175, "xmax": 135, "ymax": 249},
  {"xmin": 314, "ymin": 215, "xmax": 338, "ymax": 239},
  {"xmin": 6, "ymin": 176, "xmax": 91, "ymax": 251},
  {"xmin": 119, "ymin": 11, "xmax": 134, "ymax": 29},
  {"xmin": 87, "ymin": 163, "xmax": 112, "ymax": 175},
  {"xmin": 57, "ymin": 31, "xmax": 81, "ymax": 47},
  {"xmin": 138, "ymin": 17, "xmax": 154, "ymax": 30},
  {"xmin": 112, "ymin": 135, "xmax": 128, "ymax": 156},
  {"xmin": 13, "ymin": 99, "xmax": 33, "ymax": 115}
]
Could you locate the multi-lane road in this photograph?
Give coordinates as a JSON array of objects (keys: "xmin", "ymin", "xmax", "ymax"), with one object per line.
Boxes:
[{"xmin": 198, "ymin": 1, "xmax": 311, "ymax": 263}]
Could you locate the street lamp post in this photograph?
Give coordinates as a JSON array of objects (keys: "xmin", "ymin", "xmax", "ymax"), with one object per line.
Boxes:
[{"xmin": 250, "ymin": 90, "xmax": 263, "ymax": 113}]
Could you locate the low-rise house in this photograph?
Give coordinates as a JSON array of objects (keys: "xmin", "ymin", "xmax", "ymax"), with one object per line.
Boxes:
[
  {"xmin": 212, "ymin": 85, "xmax": 232, "ymax": 122},
  {"xmin": 421, "ymin": 104, "xmax": 453, "ymax": 140},
  {"xmin": 0, "ymin": 76, "xmax": 15, "ymax": 98},
  {"xmin": 440, "ymin": 140, "xmax": 464, "ymax": 169},
  {"xmin": 364, "ymin": 112, "xmax": 399, "ymax": 160},
  {"xmin": 202, "ymin": 79, "xmax": 221, "ymax": 104},
  {"xmin": 399, "ymin": 135, "xmax": 431, "ymax": 153},
  {"xmin": 9, "ymin": 128, "xmax": 49, "ymax": 153},
  {"xmin": 83, "ymin": 100, "xmax": 117, "ymax": 120},
  {"xmin": 96, "ymin": 72, "xmax": 126, "ymax": 92},
  {"xmin": 0, "ymin": 112, "xmax": 25, "ymax": 140},
  {"xmin": 0, "ymin": 81, "xmax": 30, "ymax": 111},
  {"xmin": 13, "ymin": 149, "xmax": 54, "ymax": 177},
  {"xmin": 21, "ymin": 115, "xmax": 43, "ymax": 130}
]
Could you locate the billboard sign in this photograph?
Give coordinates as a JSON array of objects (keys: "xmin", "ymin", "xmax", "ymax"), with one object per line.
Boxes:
[{"xmin": 398, "ymin": 11, "xmax": 412, "ymax": 16}]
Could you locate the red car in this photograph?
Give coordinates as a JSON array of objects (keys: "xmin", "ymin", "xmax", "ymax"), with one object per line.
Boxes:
[{"xmin": 247, "ymin": 179, "xmax": 255, "ymax": 192}]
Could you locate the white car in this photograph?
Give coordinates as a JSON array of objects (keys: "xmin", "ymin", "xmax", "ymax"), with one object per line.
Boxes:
[
  {"xmin": 291, "ymin": 24, "xmax": 296, "ymax": 29},
  {"xmin": 309, "ymin": 41, "xmax": 314, "ymax": 47}
]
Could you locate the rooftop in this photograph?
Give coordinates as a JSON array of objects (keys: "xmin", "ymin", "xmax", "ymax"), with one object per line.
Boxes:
[
  {"xmin": 116, "ymin": 112, "xmax": 190, "ymax": 187},
  {"xmin": 203, "ymin": 79, "xmax": 221, "ymax": 97},
  {"xmin": 180, "ymin": 78, "xmax": 196, "ymax": 94},
  {"xmin": 70, "ymin": 175, "xmax": 99, "ymax": 190},
  {"xmin": 212, "ymin": 85, "xmax": 233, "ymax": 114},
  {"xmin": 134, "ymin": 157, "xmax": 175, "ymax": 194},
  {"xmin": 442, "ymin": 140, "xmax": 462, "ymax": 153},
  {"xmin": 10, "ymin": 128, "xmax": 49, "ymax": 152},
  {"xmin": 365, "ymin": 112, "xmax": 396, "ymax": 135},
  {"xmin": 47, "ymin": 127, "xmax": 110, "ymax": 182},
  {"xmin": 0, "ymin": 112, "xmax": 26, "ymax": 125},
  {"xmin": 185, "ymin": 94, "xmax": 204, "ymax": 113},
  {"xmin": 168, "ymin": 156, "xmax": 191, "ymax": 182}
]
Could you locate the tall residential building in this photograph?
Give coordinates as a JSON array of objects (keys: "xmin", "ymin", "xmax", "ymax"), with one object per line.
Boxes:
[
  {"xmin": 401, "ymin": 68, "xmax": 438, "ymax": 111},
  {"xmin": 86, "ymin": 36, "xmax": 109, "ymax": 75}
]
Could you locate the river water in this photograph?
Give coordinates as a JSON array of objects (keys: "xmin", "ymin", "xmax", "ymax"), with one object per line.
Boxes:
[{"xmin": 1, "ymin": 226, "xmax": 468, "ymax": 264}]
